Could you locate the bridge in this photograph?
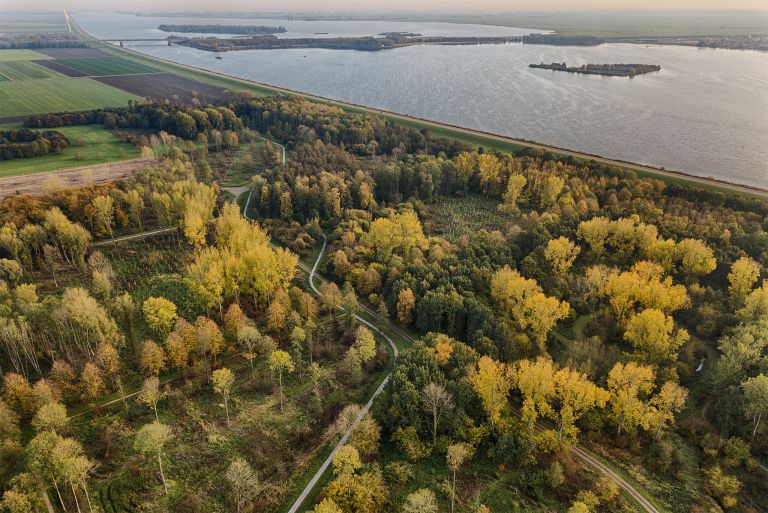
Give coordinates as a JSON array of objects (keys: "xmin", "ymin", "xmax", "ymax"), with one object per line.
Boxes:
[{"xmin": 99, "ymin": 37, "xmax": 191, "ymax": 47}]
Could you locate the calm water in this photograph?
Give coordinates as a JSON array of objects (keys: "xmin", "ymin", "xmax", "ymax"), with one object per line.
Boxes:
[{"xmin": 75, "ymin": 12, "xmax": 768, "ymax": 188}]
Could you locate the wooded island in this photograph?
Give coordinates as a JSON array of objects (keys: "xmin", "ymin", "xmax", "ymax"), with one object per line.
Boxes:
[
  {"xmin": 157, "ymin": 24, "xmax": 287, "ymax": 34},
  {"xmin": 530, "ymin": 62, "xmax": 662, "ymax": 77}
]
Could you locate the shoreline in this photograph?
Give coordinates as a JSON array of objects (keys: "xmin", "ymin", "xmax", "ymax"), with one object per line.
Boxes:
[{"xmin": 71, "ymin": 15, "xmax": 768, "ymax": 199}]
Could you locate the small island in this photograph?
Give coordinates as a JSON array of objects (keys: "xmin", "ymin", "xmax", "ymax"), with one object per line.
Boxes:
[
  {"xmin": 529, "ymin": 62, "xmax": 661, "ymax": 77},
  {"xmin": 157, "ymin": 24, "xmax": 287, "ymax": 34}
]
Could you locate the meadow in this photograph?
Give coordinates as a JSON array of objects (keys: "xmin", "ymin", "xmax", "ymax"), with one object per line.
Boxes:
[
  {"xmin": 0, "ymin": 124, "xmax": 141, "ymax": 178},
  {"xmin": 0, "ymin": 49, "xmax": 52, "ymax": 62}
]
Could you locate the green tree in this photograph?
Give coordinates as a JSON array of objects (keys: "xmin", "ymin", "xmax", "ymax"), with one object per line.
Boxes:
[
  {"xmin": 742, "ymin": 374, "xmax": 768, "ymax": 440},
  {"xmin": 446, "ymin": 444, "xmax": 472, "ymax": 513}
]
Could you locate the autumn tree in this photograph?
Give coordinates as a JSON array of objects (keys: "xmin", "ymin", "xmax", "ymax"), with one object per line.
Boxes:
[
  {"xmin": 551, "ymin": 367, "xmax": 608, "ymax": 441},
  {"xmin": 138, "ymin": 376, "xmax": 164, "ymax": 421},
  {"xmin": 79, "ymin": 363, "xmax": 104, "ymax": 403},
  {"xmin": 742, "ymin": 374, "xmax": 768, "ymax": 440},
  {"xmin": 498, "ymin": 174, "xmax": 527, "ymax": 214},
  {"xmin": 607, "ymin": 362, "xmax": 655, "ymax": 437},
  {"xmin": 142, "ymin": 297, "xmax": 178, "ymax": 337},
  {"xmin": 544, "ymin": 237, "xmax": 581, "ymax": 274},
  {"xmin": 134, "ymin": 422, "xmax": 172, "ymax": 495},
  {"xmin": 623, "ymin": 309, "xmax": 689, "ymax": 363},
  {"xmin": 269, "ymin": 350, "xmax": 294, "ymax": 413},
  {"xmin": 739, "ymin": 281, "xmax": 768, "ymax": 321},
  {"xmin": 403, "ymin": 488, "xmax": 438, "ymax": 513},
  {"xmin": 225, "ymin": 457, "xmax": 259, "ymax": 513},
  {"xmin": 515, "ymin": 357, "xmax": 556, "ymax": 432},
  {"xmin": 212, "ymin": 367, "xmax": 235, "ymax": 427},
  {"xmin": 421, "ymin": 382, "xmax": 454, "ymax": 443},
  {"xmin": 646, "ymin": 381, "xmax": 687, "ymax": 439},
  {"xmin": 32, "ymin": 402, "xmax": 68, "ymax": 434},
  {"xmin": 140, "ymin": 340, "xmax": 166, "ymax": 377},
  {"xmin": 397, "ymin": 288, "xmax": 416, "ymax": 326},
  {"xmin": 90, "ymin": 195, "xmax": 115, "ymax": 238},
  {"xmin": 728, "ymin": 256, "xmax": 761, "ymax": 309},
  {"xmin": 469, "ymin": 356, "xmax": 511, "ymax": 427},
  {"xmin": 490, "ymin": 266, "xmax": 569, "ymax": 353},
  {"xmin": 447, "ymin": 443, "xmax": 472, "ymax": 513}
]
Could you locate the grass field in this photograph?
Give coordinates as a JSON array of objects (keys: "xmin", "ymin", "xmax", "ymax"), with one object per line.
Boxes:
[
  {"xmin": 0, "ymin": 124, "xmax": 140, "ymax": 178},
  {"xmin": 55, "ymin": 56, "xmax": 159, "ymax": 76},
  {"xmin": 0, "ymin": 49, "xmax": 52, "ymax": 62},
  {"xmin": 0, "ymin": 77, "xmax": 140, "ymax": 118},
  {"xmin": 0, "ymin": 60, "xmax": 63, "ymax": 81}
]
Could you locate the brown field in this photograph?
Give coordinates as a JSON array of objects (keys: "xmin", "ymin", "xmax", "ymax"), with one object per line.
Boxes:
[
  {"xmin": 93, "ymin": 72, "xmax": 231, "ymax": 104},
  {"xmin": 0, "ymin": 157, "xmax": 155, "ymax": 199},
  {"xmin": 36, "ymin": 47, "xmax": 109, "ymax": 58},
  {"xmin": 33, "ymin": 59, "xmax": 90, "ymax": 77}
]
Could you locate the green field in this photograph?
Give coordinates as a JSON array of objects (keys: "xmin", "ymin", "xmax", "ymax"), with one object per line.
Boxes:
[
  {"xmin": 0, "ymin": 13, "xmax": 67, "ymax": 35},
  {"xmin": 56, "ymin": 56, "xmax": 159, "ymax": 76},
  {"xmin": 0, "ymin": 77, "xmax": 140, "ymax": 118},
  {"xmin": 0, "ymin": 49, "xmax": 52, "ymax": 62},
  {"xmin": 0, "ymin": 60, "xmax": 63, "ymax": 81},
  {"xmin": 0, "ymin": 124, "xmax": 141, "ymax": 178}
]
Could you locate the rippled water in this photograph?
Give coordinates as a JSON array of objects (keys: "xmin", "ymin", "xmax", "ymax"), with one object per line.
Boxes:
[{"xmin": 75, "ymin": 12, "xmax": 768, "ymax": 188}]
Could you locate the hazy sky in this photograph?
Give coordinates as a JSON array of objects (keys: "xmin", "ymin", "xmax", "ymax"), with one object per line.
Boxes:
[{"xmin": 4, "ymin": 0, "xmax": 768, "ymax": 11}]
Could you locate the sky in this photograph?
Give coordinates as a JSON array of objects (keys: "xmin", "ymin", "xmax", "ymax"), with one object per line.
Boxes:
[{"xmin": 3, "ymin": 0, "xmax": 768, "ymax": 11}]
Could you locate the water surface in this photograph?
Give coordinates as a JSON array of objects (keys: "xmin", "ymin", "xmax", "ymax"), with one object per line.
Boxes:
[{"xmin": 75, "ymin": 12, "xmax": 768, "ymax": 188}]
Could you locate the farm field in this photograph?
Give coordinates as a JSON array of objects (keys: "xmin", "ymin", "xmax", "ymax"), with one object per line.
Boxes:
[
  {"xmin": 94, "ymin": 72, "xmax": 231, "ymax": 104},
  {"xmin": 0, "ymin": 49, "xmax": 52, "ymax": 62},
  {"xmin": 0, "ymin": 76, "xmax": 140, "ymax": 118},
  {"xmin": 0, "ymin": 12, "xmax": 67, "ymax": 35},
  {"xmin": 0, "ymin": 124, "xmax": 142, "ymax": 179},
  {"xmin": 0, "ymin": 59, "xmax": 63, "ymax": 81},
  {"xmin": 54, "ymin": 56, "xmax": 159, "ymax": 76}
]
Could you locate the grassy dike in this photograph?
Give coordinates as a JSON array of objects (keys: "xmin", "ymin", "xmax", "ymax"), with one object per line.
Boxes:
[{"xmin": 71, "ymin": 18, "xmax": 768, "ymax": 201}]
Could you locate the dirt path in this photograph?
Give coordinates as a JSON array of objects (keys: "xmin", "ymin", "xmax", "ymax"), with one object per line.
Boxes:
[{"xmin": 0, "ymin": 157, "xmax": 155, "ymax": 200}]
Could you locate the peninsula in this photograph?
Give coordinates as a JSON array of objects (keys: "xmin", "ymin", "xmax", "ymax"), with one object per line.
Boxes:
[{"xmin": 529, "ymin": 62, "xmax": 662, "ymax": 77}]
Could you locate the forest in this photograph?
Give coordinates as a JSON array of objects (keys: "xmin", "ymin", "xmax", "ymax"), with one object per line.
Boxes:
[{"xmin": 0, "ymin": 94, "xmax": 767, "ymax": 513}]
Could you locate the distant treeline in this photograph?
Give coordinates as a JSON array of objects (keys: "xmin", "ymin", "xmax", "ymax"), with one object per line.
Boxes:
[
  {"xmin": 0, "ymin": 33, "xmax": 88, "ymax": 49},
  {"xmin": 522, "ymin": 34, "xmax": 604, "ymax": 46},
  {"xmin": 0, "ymin": 129, "xmax": 69, "ymax": 160},
  {"xmin": 158, "ymin": 24, "xmax": 287, "ymax": 34}
]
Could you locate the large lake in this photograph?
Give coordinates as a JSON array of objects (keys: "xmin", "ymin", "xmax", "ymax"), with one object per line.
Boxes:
[{"xmin": 75, "ymin": 12, "xmax": 768, "ymax": 188}]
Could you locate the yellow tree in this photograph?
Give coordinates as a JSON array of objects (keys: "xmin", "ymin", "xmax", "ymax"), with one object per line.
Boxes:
[
  {"xmin": 607, "ymin": 362, "xmax": 655, "ymax": 438},
  {"xmin": 142, "ymin": 297, "xmax": 178, "ymax": 337},
  {"xmin": 577, "ymin": 217, "xmax": 612, "ymax": 259},
  {"xmin": 646, "ymin": 381, "xmax": 687, "ymax": 439},
  {"xmin": 498, "ymin": 174, "xmax": 527, "ymax": 215},
  {"xmin": 397, "ymin": 288, "xmax": 416, "ymax": 325},
  {"xmin": 212, "ymin": 368, "xmax": 235, "ymax": 427},
  {"xmin": 676, "ymin": 238, "xmax": 717, "ymax": 278},
  {"xmin": 477, "ymin": 153, "xmax": 503, "ymax": 195},
  {"xmin": 186, "ymin": 247, "xmax": 225, "ymax": 315},
  {"xmin": 140, "ymin": 340, "xmax": 166, "ymax": 377},
  {"xmin": 269, "ymin": 350, "xmax": 294, "ymax": 413},
  {"xmin": 514, "ymin": 357, "xmax": 556, "ymax": 432},
  {"xmin": 728, "ymin": 256, "xmax": 761, "ymax": 309},
  {"xmin": 90, "ymin": 195, "xmax": 115, "ymax": 238},
  {"xmin": 469, "ymin": 356, "xmax": 512, "ymax": 428},
  {"xmin": 79, "ymin": 363, "xmax": 104, "ymax": 402},
  {"xmin": 738, "ymin": 281, "xmax": 768, "ymax": 322},
  {"xmin": 551, "ymin": 367, "xmax": 609, "ymax": 441},
  {"xmin": 623, "ymin": 309, "xmax": 689, "ymax": 364},
  {"xmin": 544, "ymin": 237, "xmax": 581, "ymax": 274},
  {"xmin": 522, "ymin": 293, "xmax": 570, "ymax": 354}
]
